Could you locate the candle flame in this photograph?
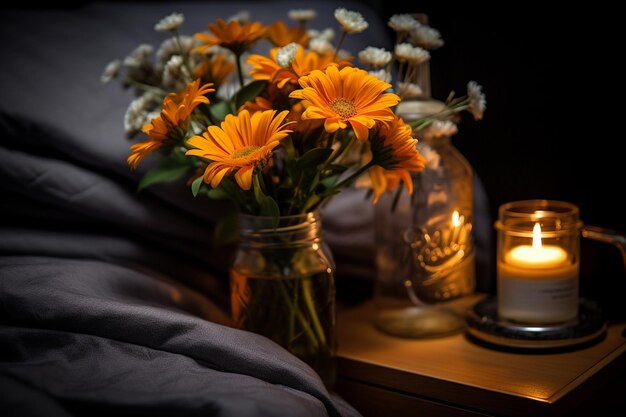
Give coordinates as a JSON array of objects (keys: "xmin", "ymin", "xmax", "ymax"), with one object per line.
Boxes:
[
  {"xmin": 532, "ymin": 223, "xmax": 542, "ymax": 249},
  {"xmin": 452, "ymin": 210, "xmax": 461, "ymax": 227}
]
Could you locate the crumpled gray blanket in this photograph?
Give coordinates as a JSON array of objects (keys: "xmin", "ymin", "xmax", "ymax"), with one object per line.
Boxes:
[{"xmin": 0, "ymin": 2, "xmax": 491, "ymax": 416}]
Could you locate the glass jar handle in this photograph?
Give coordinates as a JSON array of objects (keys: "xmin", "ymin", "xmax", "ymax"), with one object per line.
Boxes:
[{"xmin": 582, "ymin": 225, "xmax": 626, "ymax": 272}]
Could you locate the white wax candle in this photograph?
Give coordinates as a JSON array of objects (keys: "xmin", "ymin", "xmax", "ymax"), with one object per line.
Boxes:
[{"xmin": 498, "ymin": 224, "xmax": 579, "ymax": 324}]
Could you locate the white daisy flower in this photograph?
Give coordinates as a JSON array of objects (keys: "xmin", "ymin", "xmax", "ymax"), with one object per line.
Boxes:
[
  {"xmin": 467, "ymin": 81, "xmax": 486, "ymax": 120},
  {"xmin": 388, "ymin": 14, "xmax": 420, "ymax": 32},
  {"xmin": 416, "ymin": 142, "xmax": 440, "ymax": 170},
  {"xmin": 288, "ymin": 9, "xmax": 317, "ymax": 23},
  {"xmin": 124, "ymin": 92, "xmax": 159, "ymax": 138},
  {"xmin": 411, "ymin": 25, "xmax": 444, "ymax": 49},
  {"xmin": 123, "ymin": 44, "xmax": 153, "ymax": 67},
  {"xmin": 368, "ymin": 69, "xmax": 391, "ymax": 83},
  {"xmin": 101, "ymin": 59, "xmax": 121, "ymax": 83},
  {"xmin": 162, "ymin": 55, "xmax": 190, "ymax": 90},
  {"xmin": 423, "ymin": 120, "xmax": 458, "ymax": 140},
  {"xmin": 154, "ymin": 12, "xmax": 184, "ymax": 32},
  {"xmin": 228, "ymin": 10, "xmax": 251, "ymax": 24},
  {"xmin": 307, "ymin": 27, "xmax": 335, "ymax": 42},
  {"xmin": 394, "ymin": 43, "xmax": 430, "ymax": 64},
  {"xmin": 334, "ymin": 8, "xmax": 368, "ymax": 33},
  {"xmin": 276, "ymin": 42, "xmax": 299, "ymax": 67},
  {"xmin": 309, "ymin": 38, "xmax": 334, "ymax": 54},
  {"xmin": 156, "ymin": 36, "xmax": 201, "ymax": 69},
  {"xmin": 397, "ymin": 82, "xmax": 423, "ymax": 98},
  {"xmin": 358, "ymin": 46, "xmax": 392, "ymax": 67}
]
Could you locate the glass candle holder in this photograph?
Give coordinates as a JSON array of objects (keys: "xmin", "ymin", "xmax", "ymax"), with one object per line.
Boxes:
[{"xmin": 495, "ymin": 200, "xmax": 582, "ymax": 324}]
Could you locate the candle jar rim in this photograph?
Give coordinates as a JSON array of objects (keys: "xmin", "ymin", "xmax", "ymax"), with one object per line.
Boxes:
[{"xmin": 495, "ymin": 199, "xmax": 583, "ymax": 236}]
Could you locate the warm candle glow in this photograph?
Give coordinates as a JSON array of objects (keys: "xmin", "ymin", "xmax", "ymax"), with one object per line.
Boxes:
[
  {"xmin": 452, "ymin": 210, "xmax": 461, "ymax": 227},
  {"xmin": 506, "ymin": 222, "xmax": 569, "ymax": 269},
  {"xmin": 532, "ymin": 222, "xmax": 542, "ymax": 249},
  {"xmin": 507, "ymin": 243, "xmax": 567, "ymax": 269}
]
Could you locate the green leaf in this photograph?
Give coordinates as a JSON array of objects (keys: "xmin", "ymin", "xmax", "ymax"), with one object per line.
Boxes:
[
  {"xmin": 206, "ymin": 187, "xmax": 231, "ymax": 200},
  {"xmin": 138, "ymin": 157, "xmax": 191, "ymax": 191},
  {"xmin": 209, "ymin": 100, "xmax": 233, "ymax": 123},
  {"xmin": 259, "ymin": 195, "xmax": 280, "ymax": 222},
  {"xmin": 234, "ymin": 80, "xmax": 267, "ymax": 110},
  {"xmin": 213, "ymin": 210, "xmax": 239, "ymax": 246},
  {"xmin": 295, "ymin": 148, "xmax": 333, "ymax": 173},
  {"xmin": 327, "ymin": 164, "xmax": 349, "ymax": 174},
  {"xmin": 319, "ymin": 174, "xmax": 341, "ymax": 189},
  {"xmin": 191, "ymin": 177, "xmax": 203, "ymax": 197},
  {"xmin": 302, "ymin": 194, "xmax": 321, "ymax": 212},
  {"xmin": 253, "ymin": 174, "xmax": 279, "ymax": 226},
  {"xmin": 307, "ymin": 171, "xmax": 320, "ymax": 193}
]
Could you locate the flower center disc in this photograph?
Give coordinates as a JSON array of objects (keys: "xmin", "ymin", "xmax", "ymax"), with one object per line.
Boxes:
[
  {"xmin": 231, "ymin": 145, "xmax": 261, "ymax": 159},
  {"xmin": 329, "ymin": 98, "xmax": 357, "ymax": 119}
]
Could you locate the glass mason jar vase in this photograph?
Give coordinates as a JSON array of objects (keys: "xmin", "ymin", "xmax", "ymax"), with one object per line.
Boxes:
[
  {"xmin": 229, "ymin": 211, "xmax": 336, "ymax": 388},
  {"xmin": 374, "ymin": 100, "xmax": 476, "ymax": 338}
]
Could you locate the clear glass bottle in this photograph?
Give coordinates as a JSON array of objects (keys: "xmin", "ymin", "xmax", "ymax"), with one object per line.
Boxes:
[
  {"xmin": 409, "ymin": 134, "xmax": 475, "ymax": 303},
  {"xmin": 230, "ymin": 211, "xmax": 336, "ymax": 388},
  {"xmin": 374, "ymin": 116, "xmax": 476, "ymax": 338}
]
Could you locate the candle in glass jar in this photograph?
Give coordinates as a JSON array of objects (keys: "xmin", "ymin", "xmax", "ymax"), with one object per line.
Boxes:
[{"xmin": 498, "ymin": 223, "xmax": 578, "ymax": 323}]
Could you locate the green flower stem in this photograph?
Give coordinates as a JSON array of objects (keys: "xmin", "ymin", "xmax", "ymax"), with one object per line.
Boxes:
[
  {"xmin": 320, "ymin": 135, "xmax": 355, "ymax": 173},
  {"xmin": 235, "ymin": 53, "xmax": 245, "ymax": 88},
  {"xmin": 407, "ymin": 98, "xmax": 470, "ymax": 130},
  {"xmin": 325, "ymin": 131, "xmax": 337, "ymax": 149},
  {"xmin": 289, "ymin": 277, "xmax": 300, "ymax": 346},
  {"xmin": 276, "ymin": 278, "xmax": 320, "ymax": 350},
  {"xmin": 124, "ymin": 79, "xmax": 165, "ymax": 95},
  {"xmin": 302, "ymin": 279, "xmax": 326, "ymax": 345},
  {"xmin": 287, "ymin": 174, "xmax": 305, "ymax": 216},
  {"xmin": 332, "ymin": 160, "xmax": 375, "ymax": 190},
  {"xmin": 307, "ymin": 160, "xmax": 376, "ymax": 212},
  {"xmin": 333, "ymin": 31, "xmax": 348, "ymax": 60}
]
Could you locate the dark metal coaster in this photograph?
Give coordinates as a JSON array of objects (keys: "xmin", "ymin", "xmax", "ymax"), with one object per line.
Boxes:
[{"xmin": 465, "ymin": 296, "xmax": 607, "ymax": 349}]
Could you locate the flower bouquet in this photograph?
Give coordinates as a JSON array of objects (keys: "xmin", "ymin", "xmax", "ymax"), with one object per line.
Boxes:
[{"xmin": 103, "ymin": 7, "xmax": 485, "ymax": 387}]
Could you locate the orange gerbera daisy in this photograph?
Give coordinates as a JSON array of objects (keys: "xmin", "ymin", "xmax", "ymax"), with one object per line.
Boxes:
[
  {"xmin": 194, "ymin": 54, "xmax": 235, "ymax": 88},
  {"xmin": 248, "ymin": 45, "xmax": 350, "ymax": 89},
  {"xmin": 186, "ymin": 110, "xmax": 293, "ymax": 190},
  {"xmin": 368, "ymin": 116, "xmax": 427, "ymax": 203},
  {"xmin": 289, "ymin": 65, "xmax": 399, "ymax": 142},
  {"xmin": 127, "ymin": 80, "xmax": 214, "ymax": 169},
  {"xmin": 267, "ymin": 20, "xmax": 308, "ymax": 47},
  {"xmin": 194, "ymin": 19, "xmax": 267, "ymax": 55}
]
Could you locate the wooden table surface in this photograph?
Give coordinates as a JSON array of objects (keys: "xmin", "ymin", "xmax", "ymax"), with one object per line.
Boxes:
[{"xmin": 336, "ymin": 299, "xmax": 626, "ymax": 417}]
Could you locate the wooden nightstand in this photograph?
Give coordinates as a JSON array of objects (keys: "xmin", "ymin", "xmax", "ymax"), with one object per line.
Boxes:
[{"xmin": 336, "ymin": 299, "xmax": 626, "ymax": 417}]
